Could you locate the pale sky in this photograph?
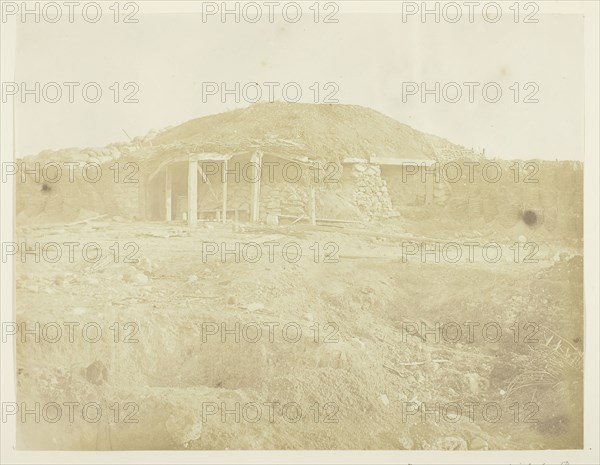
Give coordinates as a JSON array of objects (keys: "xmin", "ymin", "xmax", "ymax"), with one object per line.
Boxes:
[{"xmin": 10, "ymin": 4, "xmax": 584, "ymax": 160}]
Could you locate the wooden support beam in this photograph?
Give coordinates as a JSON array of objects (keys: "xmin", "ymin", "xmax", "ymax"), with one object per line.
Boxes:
[
  {"xmin": 425, "ymin": 166, "xmax": 434, "ymax": 205},
  {"xmin": 138, "ymin": 173, "xmax": 147, "ymax": 220},
  {"xmin": 250, "ymin": 151, "xmax": 263, "ymax": 223},
  {"xmin": 165, "ymin": 165, "xmax": 172, "ymax": 221},
  {"xmin": 309, "ymin": 185, "xmax": 317, "ymax": 226},
  {"xmin": 222, "ymin": 160, "xmax": 228, "ymax": 223},
  {"xmin": 148, "ymin": 156, "xmax": 175, "ymax": 184},
  {"xmin": 188, "ymin": 158, "xmax": 198, "ymax": 226},
  {"xmin": 369, "ymin": 156, "xmax": 436, "ymax": 166},
  {"xmin": 198, "ymin": 164, "xmax": 218, "ymax": 201}
]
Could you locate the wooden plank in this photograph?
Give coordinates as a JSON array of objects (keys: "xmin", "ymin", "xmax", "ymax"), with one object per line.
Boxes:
[
  {"xmin": 316, "ymin": 218, "xmax": 363, "ymax": 224},
  {"xmin": 198, "ymin": 164, "xmax": 218, "ymax": 200},
  {"xmin": 278, "ymin": 214, "xmax": 362, "ymax": 225},
  {"xmin": 138, "ymin": 173, "xmax": 147, "ymax": 220},
  {"xmin": 250, "ymin": 151, "xmax": 263, "ymax": 223},
  {"xmin": 222, "ymin": 159, "xmax": 228, "ymax": 223},
  {"xmin": 187, "ymin": 158, "xmax": 198, "ymax": 226},
  {"xmin": 65, "ymin": 214, "xmax": 108, "ymax": 226},
  {"xmin": 148, "ymin": 157, "xmax": 174, "ymax": 184},
  {"xmin": 425, "ymin": 166, "xmax": 434, "ymax": 205},
  {"xmin": 370, "ymin": 156, "xmax": 436, "ymax": 166},
  {"xmin": 295, "ymin": 223, "xmax": 485, "ymax": 245},
  {"xmin": 189, "ymin": 153, "xmax": 232, "ymax": 162},
  {"xmin": 165, "ymin": 165, "xmax": 172, "ymax": 221},
  {"xmin": 309, "ymin": 185, "xmax": 317, "ymax": 226}
]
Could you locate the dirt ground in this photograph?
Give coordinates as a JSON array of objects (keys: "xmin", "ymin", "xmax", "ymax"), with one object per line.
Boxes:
[{"xmin": 14, "ymin": 216, "xmax": 583, "ymax": 450}]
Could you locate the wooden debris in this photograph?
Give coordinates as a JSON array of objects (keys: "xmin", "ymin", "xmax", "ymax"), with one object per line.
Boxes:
[{"xmin": 65, "ymin": 214, "xmax": 108, "ymax": 226}]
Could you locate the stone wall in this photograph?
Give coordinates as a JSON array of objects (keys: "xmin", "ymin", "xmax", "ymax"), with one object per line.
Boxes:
[
  {"xmin": 345, "ymin": 163, "xmax": 394, "ymax": 217},
  {"xmin": 260, "ymin": 182, "xmax": 309, "ymax": 220}
]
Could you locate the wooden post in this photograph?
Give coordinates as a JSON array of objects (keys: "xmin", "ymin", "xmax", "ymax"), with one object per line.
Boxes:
[
  {"xmin": 310, "ymin": 184, "xmax": 317, "ymax": 225},
  {"xmin": 138, "ymin": 173, "xmax": 147, "ymax": 220},
  {"xmin": 198, "ymin": 164, "xmax": 219, "ymax": 201},
  {"xmin": 425, "ymin": 165, "xmax": 434, "ymax": 205},
  {"xmin": 222, "ymin": 159, "xmax": 228, "ymax": 223},
  {"xmin": 188, "ymin": 157, "xmax": 198, "ymax": 226},
  {"xmin": 165, "ymin": 165, "xmax": 172, "ymax": 221},
  {"xmin": 250, "ymin": 151, "xmax": 263, "ymax": 223}
]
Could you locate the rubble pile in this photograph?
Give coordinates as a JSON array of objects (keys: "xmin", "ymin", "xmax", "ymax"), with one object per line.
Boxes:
[{"xmin": 349, "ymin": 163, "xmax": 394, "ymax": 216}]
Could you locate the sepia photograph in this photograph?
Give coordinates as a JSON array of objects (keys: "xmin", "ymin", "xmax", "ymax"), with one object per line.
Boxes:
[{"xmin": 0, "ymin": 1, "xmax": 598, "ymax": 464}]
